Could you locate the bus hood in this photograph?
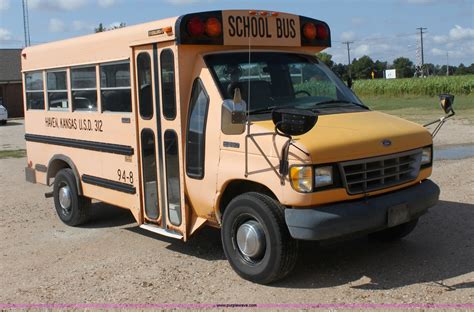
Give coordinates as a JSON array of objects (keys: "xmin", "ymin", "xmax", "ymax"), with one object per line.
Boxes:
[{"xmin": 255, "ymin": 111, "xmax": 433, "ymax": 164}]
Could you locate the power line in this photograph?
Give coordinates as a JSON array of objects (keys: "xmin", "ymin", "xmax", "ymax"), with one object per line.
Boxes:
[
  {"xmin": 416, "ymin": 27, "xmax": 427, "ymax": 76},
  {"xmin": 22, "ymin": 0, "xmax": 31, "ymax": 47}
]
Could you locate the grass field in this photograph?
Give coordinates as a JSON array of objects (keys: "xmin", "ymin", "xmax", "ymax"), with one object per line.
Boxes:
[
  {"xmin": 353, "ymin": 75, "xmax": 474, "ymax": 97},
  {"xmin": 0, "ymin": 149, "xmax": 26, "ymax": 159},
  {"xmin": 360, "ymin": 95, "xmax": 474, "ymax": 124}
]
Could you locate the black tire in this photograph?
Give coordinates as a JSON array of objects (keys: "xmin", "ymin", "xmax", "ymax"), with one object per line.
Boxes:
[
  {"xmin": 0, "ymin": 120, "xmax": 6, "ymax": 125},
  {"xmin": 369, "ymin": 218, "xmax": 419, "ymax": 242},
  {"xmin": 53, "ymin": 168, "xmax": 90, "ymax": 226},
  {"xmin": 221, "ymin": 192, "xmax": 298, "ymax": 284}
]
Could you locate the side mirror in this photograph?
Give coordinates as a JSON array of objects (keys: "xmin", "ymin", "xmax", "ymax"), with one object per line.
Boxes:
[
  {"xmin": 439, "ymin": 94, "xmax": 454, "ymax": 115},
  {"xmin": 272, "ymin": 108, "xmax": 318, "ymax": 136},
  {"xmin": 221, "ymin": 88, "xmax": 246, "ymax": 135}
]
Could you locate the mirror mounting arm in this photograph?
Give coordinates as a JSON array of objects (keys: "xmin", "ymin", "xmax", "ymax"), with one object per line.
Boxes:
[{"xmin": 423, "ymin": 109, "xmax": 455, "ymax": 138}]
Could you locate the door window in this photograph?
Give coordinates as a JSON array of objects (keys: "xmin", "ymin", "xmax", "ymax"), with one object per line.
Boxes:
[
  {"xmin": 137, "ymin": 53, "xmax": 153, "ymax": 119},
  {"xmin": 141, "ymin": 129, "xmax": 159, "ymax": 219}
]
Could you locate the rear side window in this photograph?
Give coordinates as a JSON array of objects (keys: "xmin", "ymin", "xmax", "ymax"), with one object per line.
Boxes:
[
  {"xmin": 186, "ymin": 79, "xmax": 209, "ymax": 179},
  {"xmin": 25, "ymin": 71, "xmax": 45, "ymax": 110},
  {"xmin": 71, "ymin": 66, "xmax": 97, "ymax": 111},
  {"xmin": 100, "ymin": 62, "xmax": 132, "ymax": 112},
  {"xmin": 47, "ymin": 70, "xmax": 68, "ymax": 111}
]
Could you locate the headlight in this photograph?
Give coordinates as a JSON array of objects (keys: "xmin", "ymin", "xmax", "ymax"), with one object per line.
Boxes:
[
  {"xmin": 421, "ymin": 146, "xmax": 432, "ymax": 166},
  {"xmin": 290, "ymin": 166, "xmax": 313, "ymax": 193},
  {"xmin": 315, "ymin": 166, "xmax": 333, "ymax": 187}
]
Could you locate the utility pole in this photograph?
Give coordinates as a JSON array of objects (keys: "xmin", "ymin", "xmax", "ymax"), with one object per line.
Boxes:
[
  {"xmin": 22, "ymin": 0, "xmax": 31, "ymax": 47},
  {"xmin": 416, "ymin": 27, "xmax": 427, "ymax": 75},
  {"xmin": 446, "ymin": 52, "xmax": 449, "ymax": 76},
  {"xmin": 342, "ymin": 41, "xmax": 354, "ymax": 79}
]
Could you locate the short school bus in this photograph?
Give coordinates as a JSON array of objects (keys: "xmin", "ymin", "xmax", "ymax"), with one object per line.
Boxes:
[{"xmin": 23, "ymin": 10, "xmax": 440, "ymax": 284}]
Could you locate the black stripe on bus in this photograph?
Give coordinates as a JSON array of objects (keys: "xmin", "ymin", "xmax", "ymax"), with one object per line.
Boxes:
[
  {"xmin": 82, "ymin": 174, "xmax": 136, "ymax": 194},
  {"xmin": 25, "ymin": 134, "xmax": 134, "ymax": 156}
]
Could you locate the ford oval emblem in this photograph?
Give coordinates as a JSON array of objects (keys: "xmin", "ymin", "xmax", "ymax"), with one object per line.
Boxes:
[{"xmin": 382, "ymin": 139, "xmax": 392, "ymax": 147}]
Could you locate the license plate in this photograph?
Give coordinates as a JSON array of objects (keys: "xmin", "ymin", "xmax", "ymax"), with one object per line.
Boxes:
[{"xmin": 388, "ymin": 203, "xmax": 410, "ymax": 227}]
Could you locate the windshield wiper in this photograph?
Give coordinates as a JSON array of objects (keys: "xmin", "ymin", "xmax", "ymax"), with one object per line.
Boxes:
[
  {"xmin": 314, "ymin": 100, "xmax": 369, "ymax": 109},
  {"xmin": 249, "ymin": 104, "xmax": 297, "ymax": 115}
]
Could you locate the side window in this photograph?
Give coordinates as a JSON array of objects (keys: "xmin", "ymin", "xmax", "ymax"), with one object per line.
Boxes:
[
  {"xmin": 186, "ymin": 79, "xmax": 209, "ymax": 179},
  {"xmin": 47, "ymin": 70, "xmax": 68, "ymax": 111},
  {"xmin": 71, "ymin": 66, "xmax": 97, "ymax": 111},
  {"xmin": 141, "ymin": 129, "xmax": 159, "ymax": 220},
  {"xmin": 164, "ymin": 130, "xmax": 181, "ymax": 226},
  {"xmin": 160, "ymin": 49, "xmax": 176, "ymax": 120},
  {"xmin": 137, "ymin": 53, "xmax": 153, "ymax": 119},
  {"xmin": 100, "ymin": 62, "xmax": 132, "ymax": 113},
  {"xmin": 25, "ymin": 71, "xmax": 45, "ymax": 110}
]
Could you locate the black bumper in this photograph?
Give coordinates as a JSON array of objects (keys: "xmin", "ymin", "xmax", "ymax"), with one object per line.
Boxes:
[{"xmin": 285, "ymin": 180, "xmax": 440, "ymax": 241}]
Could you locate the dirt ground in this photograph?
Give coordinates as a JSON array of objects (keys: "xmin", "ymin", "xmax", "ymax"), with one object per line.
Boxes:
[{"xmin": 0, "ymin": 118, "xmax": 473, "ymax": 305}]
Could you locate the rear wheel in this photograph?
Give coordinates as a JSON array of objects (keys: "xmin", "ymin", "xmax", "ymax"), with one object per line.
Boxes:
[
  {"xmin": 221, "ymin": 193, "xmax": 298, "ymax": 284},
  {"xmin": 369, "ymin": 218, "xmax": 419, "ymax": 242},
  {"xmin": 53, "ymin": 168, "xmax": 90, "ymax": 226}
]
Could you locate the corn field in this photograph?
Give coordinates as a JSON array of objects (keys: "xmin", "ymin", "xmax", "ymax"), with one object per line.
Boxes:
[{"xmin": 353, "ymin": 75, "xmax": 474, "ymax": 97}]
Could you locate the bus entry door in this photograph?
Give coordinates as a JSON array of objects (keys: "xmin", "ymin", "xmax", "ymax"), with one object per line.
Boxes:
[{"xmin": 134, "ymin": 44, "xmax": 187, "ymax": 239}]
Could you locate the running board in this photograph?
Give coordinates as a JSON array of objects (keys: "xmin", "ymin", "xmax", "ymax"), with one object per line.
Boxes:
[{"xmin": 139, "ymin": 224, "xmax": 183, "ymax": 240}]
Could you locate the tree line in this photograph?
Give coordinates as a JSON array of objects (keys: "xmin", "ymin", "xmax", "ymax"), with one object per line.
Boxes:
[{"xmin": 317, "ymin": 52, "xmax": 474, "ymax": 80}]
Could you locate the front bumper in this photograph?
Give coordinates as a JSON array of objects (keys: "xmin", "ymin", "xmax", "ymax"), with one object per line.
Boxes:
[{"xmin": 285, "ymin": 180, "xmax": 440, "ymax": 241}]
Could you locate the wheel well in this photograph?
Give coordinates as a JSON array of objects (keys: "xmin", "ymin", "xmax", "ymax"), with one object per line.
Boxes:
[
  {"xmin": 47, "ymin": 155, "xmax": 82, "ymax": 195},
  {"xmin": 219, "ymin": 180, "xmax": 278, "ymax": 216}
]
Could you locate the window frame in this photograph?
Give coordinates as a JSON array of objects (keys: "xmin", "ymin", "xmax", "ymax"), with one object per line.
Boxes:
[
  {"xmin": 99, "ymin": 60, "xmax": 132, "ymax": 113},
  {"xmin": 70, "ymin": 65, "xmax": 98, "ymax": 112},
  {"xmin": 46, "ymin": 69, "xmax": 69, "ymax": 112},
  {"xmin": 25, "ymin": 71, "xmax": 45, "ymax": 111},
  {"xmin": 185, "ymin": 78, "xmax": 210, "ymax": 180}
]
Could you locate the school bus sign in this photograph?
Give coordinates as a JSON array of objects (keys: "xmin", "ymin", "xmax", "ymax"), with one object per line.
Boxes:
[{"xmin": 223, "ymin": 11, "xmax": 301, "ymax": 46}]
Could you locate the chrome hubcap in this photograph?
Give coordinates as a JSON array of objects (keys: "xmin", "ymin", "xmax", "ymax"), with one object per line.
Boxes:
[
  {"xmin": 236, "ymin": 220, "xmax": 266, "ymax": 259},
  {"xmin": 58, "ymin": 185, "xmax": 72, "ymax": 214}
]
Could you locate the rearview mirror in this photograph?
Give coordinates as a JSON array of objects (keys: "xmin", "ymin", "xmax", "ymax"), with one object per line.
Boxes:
[
  {"xmin": 272, "ymin": 108, "xmax": 318, "ymax": 136},
  {"xmin": 439, "ymin": 94, "xmax": 454, "ymax": 115},
  {"xmin": 221, "ymin": 88, "xmax": 246, "ymax": 135}
]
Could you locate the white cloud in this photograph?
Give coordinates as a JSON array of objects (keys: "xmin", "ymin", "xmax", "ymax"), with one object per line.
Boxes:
[
  {"xmin": 30, "ymin": 0, "xmax": 87, "ymax": 11},
  {"xmin": 0, "ymin": 0, "xmax": 10, "ymax": 11},
  {"xmin": 351, "ymin": 17, "xmax": 365, "ymax": 27},
  {"xmin": 340, "ymin": 31, "xmax": 355, "ymax": 41},
  {"xmin": 72, "ymin": 20, "xmax": 94, "ymax": 32},
  {"xmin": 449, "ymin": 25, "xmax": 474, "ymax": 41},
  {"xmin": 165, "ymin": 0, "xmax": 214, "ymax": 4},
  {"xmin": 431, "ymin": 48, "xmax": 446, "ymax": 56},
  {"xmin": 49, "ymin": 18, "xmax": 66, "ymax": 32},
  {"xmin": 98, "ymin": 0, "xmax": 116, "ymax": 8},
  {"xmin": 354, "ymin": 44, "xmax": 370, "ymax": 56},
  {"xmin": 0, "ymin": 27, "xmax": 12, "ymax": 40}
]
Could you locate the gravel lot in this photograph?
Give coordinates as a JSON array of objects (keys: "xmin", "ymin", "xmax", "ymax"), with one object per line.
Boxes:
[{"xmin": 0, "ymin": 118, "xmax": 473, "ymax": 305}]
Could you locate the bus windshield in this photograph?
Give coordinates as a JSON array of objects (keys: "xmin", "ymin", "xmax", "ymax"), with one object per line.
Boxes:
[{"xmin": 205, "ymin": 52, "xmax": 367, "ymax": 116}]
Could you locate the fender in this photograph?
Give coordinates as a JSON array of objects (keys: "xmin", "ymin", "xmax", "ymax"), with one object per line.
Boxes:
[{"xmin": 47, "ymin": 154, "xmax": 83, "ymax": 195}]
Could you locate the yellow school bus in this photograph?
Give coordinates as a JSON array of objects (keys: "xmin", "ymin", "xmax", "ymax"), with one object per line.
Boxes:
[{"xmin": 23, "ymin": 10, "xmax": 440, "ymax": 284}]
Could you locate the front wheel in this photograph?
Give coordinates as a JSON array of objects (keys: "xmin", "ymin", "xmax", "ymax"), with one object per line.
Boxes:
[
  {"xmin": 53, "ymin": 168, "xmax": 90, "ymax": 226},
  {"xmin": 221, "ymin": 193, "xmax": 298, "ymax": 284}
]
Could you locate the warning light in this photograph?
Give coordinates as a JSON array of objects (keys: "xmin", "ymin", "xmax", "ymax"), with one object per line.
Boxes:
[
  {"xmin": 303, "ymin": 23, "xmax": 317, "ymax": 41},
  {"xmin": 205, "ymin": 17, "xmax": 222, "ymax": 37},
  {"xmin": 187, "ymin": 17, "xmax": 205, "ymax": 36}
]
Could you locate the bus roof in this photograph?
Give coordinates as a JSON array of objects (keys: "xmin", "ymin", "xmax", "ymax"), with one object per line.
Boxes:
[{"xmin": 22, "ymin": 10, "xmax": 331, "ymax": 72}]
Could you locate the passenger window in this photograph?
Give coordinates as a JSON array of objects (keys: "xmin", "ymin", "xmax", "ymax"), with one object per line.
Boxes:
[
  {"xmin": 100, "ymin": 62, "xmax": 132, "ymax": 113},
  {"xmin": 141, "ymin": 129, "xmax": 159, "ymax": 220},
  {"xmin": 186, "ymin": 79, "xmax": 209, "ymax": 179},
  {"xmin": 137, "ymin": 53, "xmax": 153, "ymax": 119},
  {"xmin": 164, "ymin": 130, "xmax": 181, "ymax": 226},
  {"xmin": 71, "ymin": 66, "xmax": 97, "ymax": 111},
  {"xmin": 47, "ymin": 70, "xmax": 68, "ymax": 111},
  {"xmin": 160, "ymin": 49, "xmax": 176, "ymax": 120},
  {"xmin": 25, "ymin": 71, "xmax": 45, "ymax": 110}
]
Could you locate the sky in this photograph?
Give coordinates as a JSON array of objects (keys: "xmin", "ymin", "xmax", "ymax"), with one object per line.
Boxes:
[{"xmin": 0, "ymin": 0, "xmax": 473, "ymax": 66}]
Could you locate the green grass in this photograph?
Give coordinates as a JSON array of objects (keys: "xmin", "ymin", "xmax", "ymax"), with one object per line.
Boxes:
[
  {"xmin": 354, "ymin": 75, "xmax": 474, "ymax": 97},
  {"xmin": 0, "ymin": 149, "xmax": 26, "ymax": 159},
  {"xmin": 360, "ymin": 95, "xmax": 474, "ymax": 124}
]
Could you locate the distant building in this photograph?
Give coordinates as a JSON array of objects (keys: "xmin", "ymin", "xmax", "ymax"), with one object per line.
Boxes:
[{"xmin": 0, "ymin": 49, "xmax": 24, "ymax": 118}]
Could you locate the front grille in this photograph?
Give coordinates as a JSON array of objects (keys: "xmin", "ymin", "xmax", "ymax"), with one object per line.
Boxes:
[{"xmin": 340, "ymin": 149, "xmax": 422, "ymax": 195}]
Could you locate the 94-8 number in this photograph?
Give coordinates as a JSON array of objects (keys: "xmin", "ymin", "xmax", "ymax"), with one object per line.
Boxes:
[{"xmin": 117, "ymin": 169, "xmax": 133, "ymax": 184}]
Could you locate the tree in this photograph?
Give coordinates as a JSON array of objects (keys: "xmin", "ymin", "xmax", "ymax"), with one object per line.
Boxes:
[
  {"xmin": 316, "ymin": 52, "xmax": 334, "ymax": 68},
  {"xmin": 455, "ymin": 63, "xmax": 469, "ymax": 75},
  {"xmin": 351, "ymin": 55, "xmax": 374, "ymax": 79},
  {"xmin": 392, "ymin": 57, "xmax": 415, "ymax": 78},
  {"xmin": 95, "ymin": 22, "xmax": 126, "ymax": 33},
  {"xmin": 332, "ymin": 63, "xmax": 349, "ymax": 81},
  {"xmin": 374, "ymin": 60, "xmax": 387, "ymax": 78}
]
